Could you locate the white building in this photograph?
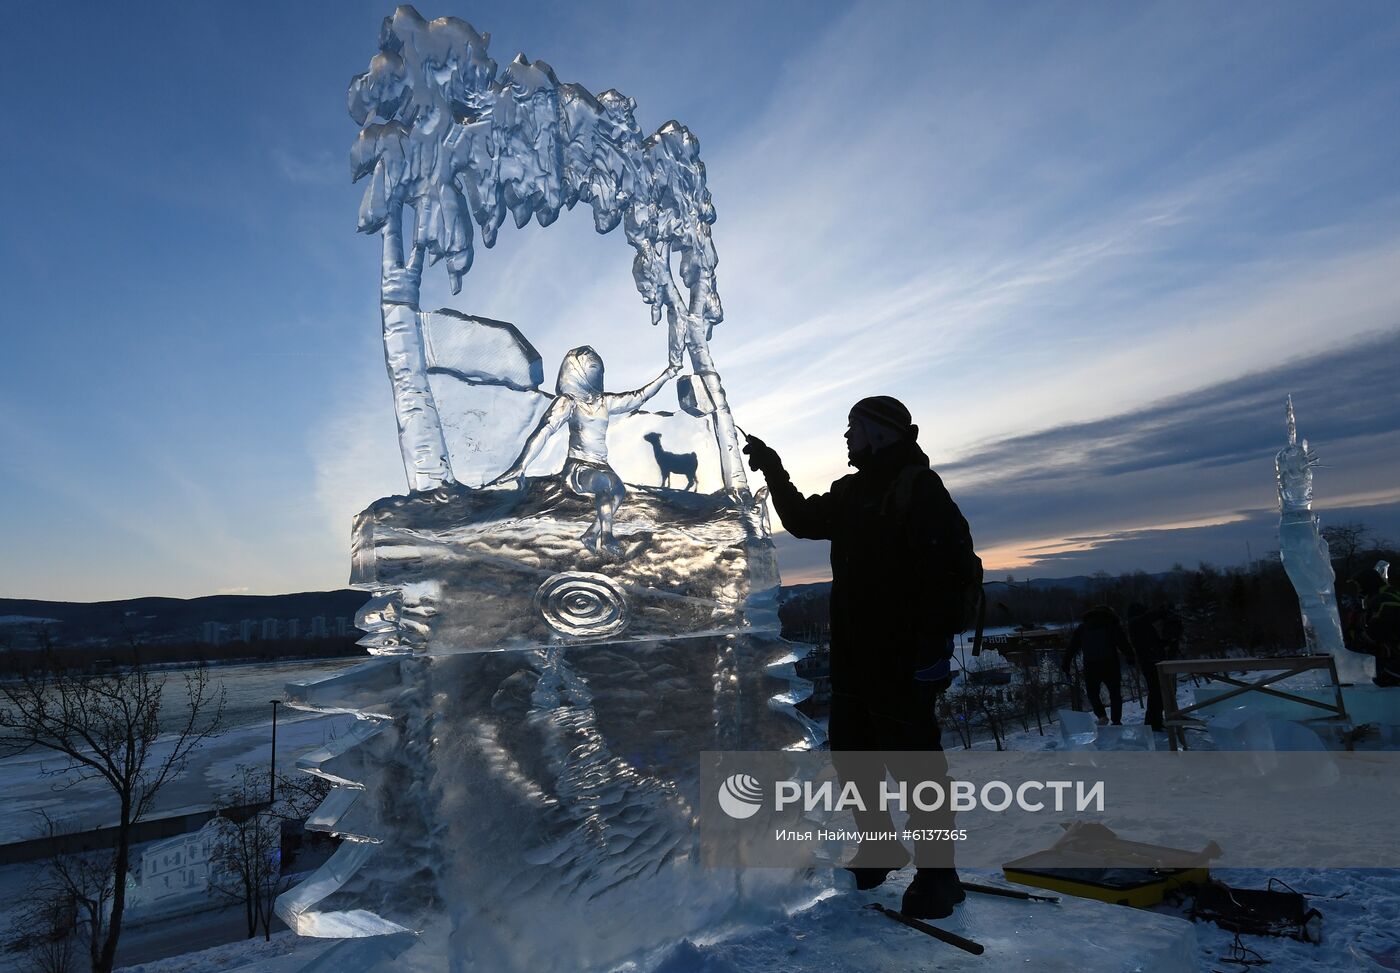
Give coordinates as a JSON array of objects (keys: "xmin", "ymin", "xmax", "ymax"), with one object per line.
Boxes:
[
  {"xmin": 131, "ymin": 815, "xmax": 282, "ymax": 909},
  {"xmin": 200, "ymin": 621, "xmax": 224, "ymax": 645},
  {"xmin": 309, "ymin": 615, "xmax": 328, "ymax": 638},
  {"xmin": 261, "ymin": 618, "xmax": 281, "ymax": 640},
  {"xmin": 138, "ymin": 821, "xmax": 217, "ymax": 901},
  {"xmin": 239, "ymin": 619, "xmax": 256, "ymax": 643},
  {"xmin": 286, "ymin": 618, "xmax": 301, "ymax": 640}
]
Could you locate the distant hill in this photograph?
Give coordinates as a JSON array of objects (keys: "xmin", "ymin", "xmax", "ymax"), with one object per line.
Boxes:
[
  {"xmin": 983, "ymin": 575, "xmax": 1104, "ymax": 593},
  {"xmin": 778, "ymin": 573, "xmax": 1126, "ymax": 604},
  {"xmin": 0, "ymin": 572, "xmax": 1139, "ymax": 651},
  {"xmin": 0, "ymin": 590, "xmax": 368, "ymax": 649}
]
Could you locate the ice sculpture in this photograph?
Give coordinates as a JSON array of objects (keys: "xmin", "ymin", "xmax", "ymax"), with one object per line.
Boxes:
[
  {"xmin": 489, "ymin": 349, "xmax": 681, "ymax": 553},
  {"xmin": 1275, "ymin": 397, "xmax": 1373, "ymax": 684},
  {"xmin": 275, "ymin": 8, "xmax": 823, "ymax": 970},
  {"xmin": 351, "ymin": 5, "xmax": 746, "ymax": 493}
]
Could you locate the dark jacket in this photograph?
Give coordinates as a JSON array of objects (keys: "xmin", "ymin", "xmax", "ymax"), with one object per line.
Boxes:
[
  {"xmin": 1371, "ymin": 584, "xmax": 1400, "ymax": 646},
  {"xmin": 1352, "ymin": 568, "xmax": 1385, "ymax": 606},
  {"xmin": 1127, "ymin": 609, "xmax": 1165, "ymax": 668},
  {"xmin": 765, "ymin": 439, "xmax": 975, "ymax": 718},
  {"xmin": 1064, "ymin": 607, "xmax": 1133, "ymax": 671}
]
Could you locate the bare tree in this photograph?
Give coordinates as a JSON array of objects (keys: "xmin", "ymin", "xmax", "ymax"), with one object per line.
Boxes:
[
  {"xmin": 936, "ymin": 686, "xmax": 975, "ymax": 750},
  {"xmin": 974, "ymin": 683, "xmax": 1008, "ymax": 752},
  {"xmin": 17, "ymin": 818, "xmax": 112, "ymax": 973},
  {"xmin": 0, "ymin": 649, "xmax": 224, "ymax": 973},
  {"xmin": 938, "ymin": 672, "xmax": 1010, "ymax": 750},
  {"xmin": 1016, "ymin": 656, "xmax": 1056, "ymax": 736},
  {"xmin": 1321, "ymin": 521, "xmax": 1377, "ymax": 578},
  {"xmin": 12, "ymin": 873, "xmax": 83, "ymax": 973},
  {"xmin": 211, "ymin": 766, "xmax": 330, "ymax": 941}
]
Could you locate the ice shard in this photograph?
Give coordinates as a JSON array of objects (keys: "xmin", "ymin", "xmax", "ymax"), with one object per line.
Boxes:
[
  {"xmin": 275, "ymin": 8, "xmax": 823, "ymax": 969},
  {"xmin": 1275, "ymin": 396, "xmax": 1373, "ymax": 684}
]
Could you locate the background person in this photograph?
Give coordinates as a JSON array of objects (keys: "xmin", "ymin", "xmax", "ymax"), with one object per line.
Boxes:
[
  {"xmin": 1126, "ymin": 603, "xmax": 1166, "ymax": 731},
  {"xmin": 1061, "ymin": 605, "xmax": 1133, "ymax": 726}
]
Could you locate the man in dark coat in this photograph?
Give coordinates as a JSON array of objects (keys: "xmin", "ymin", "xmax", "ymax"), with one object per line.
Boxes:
[
  {"xmin": 1361, "ymin": 573, "xmax": 1400, "ymax": 687},
  {"xmin": 742, "ymin": 395, "xmax": 977, "ymax": 920},
  {"xmin": 1061, "ymin": 606, "xmax": 1132, "ymax": 725},
  {"xmin": 1126, "ymin": 603, "xmax": 1165, "ymax": 731}
]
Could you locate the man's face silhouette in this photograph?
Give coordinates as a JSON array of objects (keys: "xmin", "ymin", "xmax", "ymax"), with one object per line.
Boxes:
[
  {"xmin": 846, "ymin": 414, "xmax": 900, "ymax": 468},
  {"xmin": 845, "ymin": 418, "xmax": 870, "ymax": 466}
]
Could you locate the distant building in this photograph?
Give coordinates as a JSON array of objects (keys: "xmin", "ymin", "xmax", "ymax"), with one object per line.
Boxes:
[
  {"xmin": 286, "ymin": 618, "xmax": 301, "ymax": 640},
  {"xmin": 200, "ymin": 621, "xmax": 224, "ymax": 645},
  {"xmin": 334, "ymin": 616, "xmax": 349, "ymax": 637},
  {"xmin": 137, "ymin": 821, "xmax": 217, "ymax": 901},
  {"xmin": 261, "ymin": 618, "xmax": 280, "ymax": 640},
  {"xmin": 309, "ymin": 616, "xmax": 328, "ymax": 638},
  {"xmin": 132, "ymin": 815, "xmax": 280, "ymax": 908},
  {"xmin": 239, "ymin": 619, "xmax": 256, "ymax": 643}
]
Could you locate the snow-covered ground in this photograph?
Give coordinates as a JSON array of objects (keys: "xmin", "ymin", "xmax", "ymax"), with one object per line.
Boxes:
[
  {"xmin": 980, "ymin": 694, "xmax": 1400, "ymax": 971},
  {"xmin": 109, "ymin": 872, "xmax": 1199, "ymax": 973},
  {"xmin": 5, "ymin": 661, "xmax": 1396, "ymax": 973},
  {"xmin": 0, "ymin": 659, "xmax": 359, "ymax": 843},
  {"xmin": 111, "ymin": 929, "xmax": 338, "ymax": 973},
  {"xmin": 0, "ymin": 660, "xmax": 357, "ymax": 971},
  {"xmin": 104, "ymin": 855, "xmax": 1399, "ymax": 973}
]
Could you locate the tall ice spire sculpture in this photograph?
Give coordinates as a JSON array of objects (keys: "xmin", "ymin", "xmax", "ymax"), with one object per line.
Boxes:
[
  {"xmin": 272, "ymin": 8, "xmax": 822, "ymax": 970},
  {"xmin": 1275, "ymin": 396, "xmax": 1373, "ymax": 684}
]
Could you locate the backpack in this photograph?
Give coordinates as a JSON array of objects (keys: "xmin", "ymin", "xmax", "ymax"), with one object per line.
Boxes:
[{"xmin": 886, "ymin": 465, "xmax": 986, "ymax": 653}]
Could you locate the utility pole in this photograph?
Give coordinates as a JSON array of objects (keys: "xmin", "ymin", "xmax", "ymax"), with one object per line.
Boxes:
[{"xmin": 268, "ymin": 699, "xmax": 281, "ymax": 805}]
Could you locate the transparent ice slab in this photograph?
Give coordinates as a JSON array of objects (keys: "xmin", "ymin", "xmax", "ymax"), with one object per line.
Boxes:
[
  {"xmin": 349, "ymin": 479, "xmax": 780, "ymax": 654},
  {"xmin": 278, "ymin": 477, "xmax": 820, "ymax": 970}
]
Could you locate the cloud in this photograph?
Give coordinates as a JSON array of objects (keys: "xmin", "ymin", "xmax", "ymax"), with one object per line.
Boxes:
[
  {"xmin": 677, "ymin": 1, "xmax": 1400, "ymax": 489},
  {"xmin": 297, "ymin": 2, "xmax": 1400, "ymax": 595},
  {"xmin": 772, "ymin": 331, "xmax": 1400, "ymax": 583},
  {"xmin": 943, "ymin": 330, "xmax": 1400, "ymax": 573},
  {"xmin": 1016, "ymin": 499, "xmax": 1400, "ymax": 577},
  {"xmin": 270, "ymin": 146, "xmax": 344, "ymax": 187},
  {"xmin": 948, "ymin": 330, "xmax": 1400, "ymax": 487}
]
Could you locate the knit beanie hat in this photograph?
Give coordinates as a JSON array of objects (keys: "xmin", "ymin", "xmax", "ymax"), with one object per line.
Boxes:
[{"xmin": 850, "ymin": 395, "xmax": 914, "ymax": 437}]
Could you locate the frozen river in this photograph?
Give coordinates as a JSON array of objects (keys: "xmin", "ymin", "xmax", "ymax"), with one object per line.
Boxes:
[
  {"xmin": 0, "ymin": 657, "xmax": 363, "ymax": 844},
  {"xmin": 170, "ymin": 656, "xmax": 366, "ymax": 729}
]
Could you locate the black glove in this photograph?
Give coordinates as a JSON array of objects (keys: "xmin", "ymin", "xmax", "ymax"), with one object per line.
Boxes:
[{"xmin": 742, "ymin": 434, "xmax": 785, "ymax": 478}]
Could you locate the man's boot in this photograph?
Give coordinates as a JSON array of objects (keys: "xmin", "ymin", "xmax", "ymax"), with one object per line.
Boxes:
[
  {"xmin": 843, "ymin": 839, "xmax": 911, "ymax": 891},
  {"xmin": 901, "ymin": 867, "xmax": 965, "ymax": 919}
]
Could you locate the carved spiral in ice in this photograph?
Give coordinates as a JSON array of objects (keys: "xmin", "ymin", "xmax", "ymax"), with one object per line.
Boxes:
[{"xmin": 535, "ymin": 572, "xmax": 629, "ymax": 637}]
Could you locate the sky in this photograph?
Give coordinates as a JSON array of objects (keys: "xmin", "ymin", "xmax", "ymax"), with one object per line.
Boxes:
[{"xmin": 2, "ymin": 0, "xmax": 1399, "ymax": 601}]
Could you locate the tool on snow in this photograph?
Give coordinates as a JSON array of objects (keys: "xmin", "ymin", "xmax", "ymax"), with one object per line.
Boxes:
[{"xmin": 865, "ymin": 903, "xmax": 985, "ymax": 955}]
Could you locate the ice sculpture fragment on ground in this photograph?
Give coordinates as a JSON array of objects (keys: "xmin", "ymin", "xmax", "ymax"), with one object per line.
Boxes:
[
  {"xmin": 1207, "ymin": 706, "xmax": 1274, "ymax": 752},
  {"xmin": 1275, "ymin": 397, "xmax": 1373, "ymax": 684},
  {"xmin": 1095, "ymin": 723, "xmax": 1158, "ymax": 752},
  {"xmin": 1058, "ymin": 708, "xmax": 1098, "ymax": 750},
  {"xmin": 275, "ymin": 7, "xmax": 824, "ymax": 970}
]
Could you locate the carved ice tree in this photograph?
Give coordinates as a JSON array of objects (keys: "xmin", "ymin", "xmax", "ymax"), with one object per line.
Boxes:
[{"xmin": 350, "ymin": 6, "xmax": 748, "ymax": 493}]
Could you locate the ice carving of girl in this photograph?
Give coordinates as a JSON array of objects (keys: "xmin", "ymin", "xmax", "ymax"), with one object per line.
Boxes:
[{"xmin": 492, "ymin": 346, "xmax": 680, "ymax": 553}]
